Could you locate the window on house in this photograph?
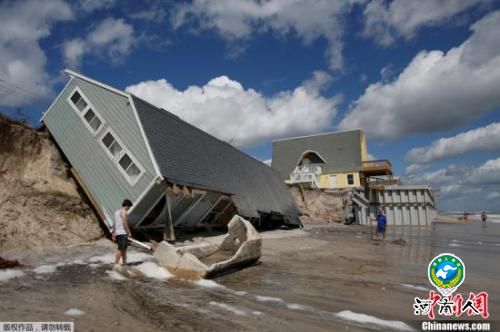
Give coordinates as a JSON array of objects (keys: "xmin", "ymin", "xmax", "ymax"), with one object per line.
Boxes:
[
  {"xmin": 119, "ymin": 153, "xmax": 141, "ymax": 180},
  {"xmin": 101, "ymin": 129, "xmax": 143, "ymax": 184},
  {"xmin": 102, "ymin": 132, "xmax": 122, "ymax": 157},
  {"xmin": 119, "ymin": 154, "xmax": 132, "ymax": 169},
  {"xmin": 83, "ymin": 108, "xmax": 102, "ymax": 132},
  {"xmin": 68, "ymin": 88, "xmax": 104, "ymax": 134},
  {"xmin": 70, "ymin": 91, "xmax": 87, "ymax": 112},
  {"xmin": 347, "ymin": 173, "xmax": 354, "ymax": 185},
  {"xmin": 126, "ymin": 163, "xmax": 141, "ymax": 178}
]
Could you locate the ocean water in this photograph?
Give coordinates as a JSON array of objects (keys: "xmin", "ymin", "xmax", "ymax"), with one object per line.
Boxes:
[
  {"xmin": 471, "ymin": 213, "xmax": 500, "ymax": 223},
  {"xmin": 443, "ymin": 212, "xmax": 500, "ymax": 223}
]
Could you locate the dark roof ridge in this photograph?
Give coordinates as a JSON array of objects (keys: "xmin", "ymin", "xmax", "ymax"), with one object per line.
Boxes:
[{"xmin": 272, "ymin": 128, "xmax": 363, "ymax": 143}]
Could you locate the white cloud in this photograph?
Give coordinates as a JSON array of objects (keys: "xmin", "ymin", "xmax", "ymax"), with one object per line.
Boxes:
[
  {"xmin": 63, "ymin": 18, "xmax": 134, "ymax": 68},
  {"xmin": 262, "ymin": 159, "xmax": 272, "ymax": 166},
  {"xmin": 126, "ymin": 71, "xmax": 339, "ymax": 147},
  {"xmin": 406, "ymin": 122, "xmax": 500, "ymax": 164},
  {"xmin": 0, "ymin": 0, "xmax": 73, "ymax": 107},
  {"xmin": 406, "ymin": 167, "xmax": 456, "ymax": 187},
  {"xmin": 362, "ymin": 0, "xmax": 490, "ymax": 46},
  {"xmin": 405, "ymin": 163, "xmax": 427, "ymax": 175},
  {"xmin": 380, "ymin": 64, "xmax": 395, "ymax": 82},
  {"xmin": 78, "ymin": 0, "xmax": 116, "ymax": 12},
  {"xmin": 87, "ymin": 18, "xmax": 134, "ymax": 59},
  {"xmin": 468, "ymin": 158, "xmax": 500, "ymax": 185},
  {"xmin": 63, "ymin": 39, "xmax": 86, "ymax": 69},
  {"xmin": 440, "ymin": 184, "xmax": 482, "ymax": 199},
  {"xmin": 171, "ymin": 0, "xmax": 365, "ymax": 70},
  {"xmin": 339, "ymin": 10, "xmax": 500, "ymax": 141},
  {"xmin": 405, "ymin": 158, "xmax": 500, "ymax": 211},
  {"xmin": 130, "ymin": 9, "xmax": 167, "ymax": 23},
  {"xmin": 486, "ymin": 192, "xmax": 500, "ymax": 200},
  {"xmin": 129, "ymin": 1, "xmax": 167, "ymax": 23}
]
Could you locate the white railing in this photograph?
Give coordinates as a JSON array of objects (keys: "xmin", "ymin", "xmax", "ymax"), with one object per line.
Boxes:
[{"xmin": 289, "ymin": 165, "xmax": 322, "ymax": 188}]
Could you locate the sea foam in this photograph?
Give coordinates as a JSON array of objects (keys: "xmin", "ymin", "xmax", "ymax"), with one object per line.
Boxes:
[
  {"xmin": 64, "ymin": 308, "xmax": 85, "ymax": 316},
  {"xmin": 0, "ymin": 269, "xmax": 25, "ymax": 282},
  {"xmin": 401, "ymin": 283, "xmax": 428, "ymax": 292},
  {"xmin": 209, "ymin": 301, "xmax": 247, "ymax": 316},
  {"xmin": 33, "ymin": 264, "xmax": 58, "ymax": 274},
  {"xmin": 135, "ymin": 262, "xmax": 172, "ymax": 280},
  {"xmin": 106, "ymin": 270, "xmax": 126, "ymax": 281},
  {"xmin": 336, "ymin": 310, "xmax": 415, "ymax": 331}
]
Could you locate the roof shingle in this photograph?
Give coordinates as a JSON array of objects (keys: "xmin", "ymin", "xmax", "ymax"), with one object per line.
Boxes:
[{"xmin": 132, "ymin": 96, "xmax": 300, "ymax": 224}]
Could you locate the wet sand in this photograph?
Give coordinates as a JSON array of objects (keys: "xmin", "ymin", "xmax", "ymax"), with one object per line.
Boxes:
[{"xmin": 0, "ymin": 221, "xmax": 498, "ymax": 331}]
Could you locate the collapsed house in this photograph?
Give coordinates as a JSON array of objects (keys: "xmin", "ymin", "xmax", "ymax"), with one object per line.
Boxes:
[
  {"xmin": 272, "ymin": 130, "xmax": 436, "ymax": 225},
  {"xmin": 41, "ymin": 70, "xmax": 301, "ymax": 241}
]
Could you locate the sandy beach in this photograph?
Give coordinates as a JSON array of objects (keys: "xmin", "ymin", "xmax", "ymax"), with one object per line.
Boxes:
[{"xmin": 0, "ymin": 218, "xmax": 498, "ymax": 331}]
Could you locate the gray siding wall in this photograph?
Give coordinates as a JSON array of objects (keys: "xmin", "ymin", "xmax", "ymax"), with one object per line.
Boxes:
[{"xmin": 43, "ymin": 77, "xmax": 156, "ymax": 220}]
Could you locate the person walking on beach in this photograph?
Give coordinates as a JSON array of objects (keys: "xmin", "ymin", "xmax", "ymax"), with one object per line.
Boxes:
[
  {"xmin": 481, "ymin": 211, "xmax": 487, "ymax": 223},
  {"xmin": 112, "ymin": 199, "xmax": 133, "ymax": 266}
]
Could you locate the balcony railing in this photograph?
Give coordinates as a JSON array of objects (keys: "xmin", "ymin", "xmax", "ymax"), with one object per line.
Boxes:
[
  {"xmin": 362, "ymin": 160, "xmax": 392, "ymax": 169},
  {"xmin": 289, "ymin": 165, "xmax": 322, "ymax": 188},
  {"xmin": 362, "ymin": 159, "xmax": 393, "ymax": 176},
  {"xmin": 297, "ymin": 165, "xmax": 322, "ymax": 174},
  {"xmin": 367, "ymin": 177, "xmax": 400, "ymax": 187}
]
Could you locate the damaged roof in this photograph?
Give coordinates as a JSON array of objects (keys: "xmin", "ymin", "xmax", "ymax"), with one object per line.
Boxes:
[{"xmin": 132, "ymin": 96, "xmax": 300, "ymax": 224}]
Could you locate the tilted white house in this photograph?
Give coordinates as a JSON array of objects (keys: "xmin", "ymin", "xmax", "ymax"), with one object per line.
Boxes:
[{"xmin": 41, "ymin": 70, "xmax": 301, "ymax": 240}]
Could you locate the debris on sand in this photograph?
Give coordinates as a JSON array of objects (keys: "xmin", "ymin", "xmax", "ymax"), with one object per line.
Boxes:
[
  {"xmin": 0, "ymin": 257, "xmax": 19, "ymax": 269},
  {"xmin": 154, "ymin": 215, "xmax": 261, "ymax": 279},
  {"xmin": 391, "ymin": 238, "xmax": 408, "ymax": 245}
]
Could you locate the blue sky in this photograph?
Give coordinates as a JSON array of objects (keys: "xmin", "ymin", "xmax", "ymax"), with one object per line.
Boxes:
[{"xmin": 1, "ymin": 0, "xmax": 500, "ymax": 212}]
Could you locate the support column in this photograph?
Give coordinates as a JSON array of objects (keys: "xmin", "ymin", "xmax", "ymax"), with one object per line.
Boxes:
[{"xmin": 163, "ymin": 192, "xmax": 176, "ymax": 242}]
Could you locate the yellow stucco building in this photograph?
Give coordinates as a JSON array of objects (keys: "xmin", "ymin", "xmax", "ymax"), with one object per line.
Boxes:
[{"xmin": 272, "ymin": 130, "xmax": 391, "ymax": 190}]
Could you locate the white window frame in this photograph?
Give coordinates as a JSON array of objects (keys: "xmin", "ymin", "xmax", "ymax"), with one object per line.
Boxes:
[
  {"xmin": 99, "ymin": 127, "xmax": 145, "ymax": 187},
  {"xmin": 66, "ymin": 86, "xmax": 105, "ymax": 136}
]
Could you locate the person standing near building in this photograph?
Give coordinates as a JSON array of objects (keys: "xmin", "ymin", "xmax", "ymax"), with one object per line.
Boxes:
[
  {"xmin": 373, "ymin": 208, "xmax": 387, "ymax": 240},
  {"xmin": 112, "ymin": 199, "xmax": 133, "ymax": 266}
]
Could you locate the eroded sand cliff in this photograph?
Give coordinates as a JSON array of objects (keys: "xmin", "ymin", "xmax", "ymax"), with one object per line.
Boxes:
[{"xmin": 0, "ymin": 115, "xmax": 102, "ymax": 250}]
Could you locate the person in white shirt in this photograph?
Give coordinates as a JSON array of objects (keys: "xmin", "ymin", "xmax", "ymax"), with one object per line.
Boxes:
[{"xmin": 112, "ymin": 199, "xmax": 133, "ymax": 266}]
